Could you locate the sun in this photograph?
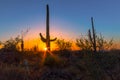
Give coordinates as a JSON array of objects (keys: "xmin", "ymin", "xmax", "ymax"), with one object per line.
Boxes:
[{"xmin": 44, "ymin": 47, "xmax": 47, "ymax": 51}]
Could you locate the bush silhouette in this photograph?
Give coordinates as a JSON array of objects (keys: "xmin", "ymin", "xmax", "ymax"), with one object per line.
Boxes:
[
  {"xmin": 55, "ymin": 39, "xmax": 72, "ymax": 51},
  {"xmin": 76, "ymin": 17, "xmax": 113, "ymax": 52},
  {"xmin": 1, "ymin": 36, "xmax": 21, "ymax": 52}
]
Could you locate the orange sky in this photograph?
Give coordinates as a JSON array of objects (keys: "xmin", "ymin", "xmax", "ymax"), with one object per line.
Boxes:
[
  {"xmin": 20, "ymin": 25, "xmax": 120, "ymax": 51},
  {"xmin": 21, "ymin": 25, "xmax": 78, "ymax": 51},
  {"xmin": 24, "ymin": 38, "xmax": 79, "ymax": 51},
  {"xmin": 0, "ymin": 24, "xmax": 120, "ymax": 51},
  {"xmin": 23, "ymin": 37, "xmax": 120, "ymax": 51}
]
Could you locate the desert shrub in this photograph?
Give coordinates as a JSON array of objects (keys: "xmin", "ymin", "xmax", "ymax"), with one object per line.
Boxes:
[
  {"xmin": 0, "ymin": 63, "xmax": 28, "ymax": 80},
  {"xmin": 1, "ymin": 36, "xmax": 21, "ymax": 52},
  {"xmin": 85, "ymin": 52, "xmax": 120, "ymax": 80},
  {"xmin": 43, "ymin": 55, "xmax": 64, "ymax": 68},
  {"xmin": 55, "ymin": 39, "xmax": 72, "ymax": 51},
  {"xmin": 76, "ymin": 36, "xmax": 92, "ymax": 51},
  {"xmin": 40, "ymin": 68, "xmax": 73, "ymax": 80},
  {"xmin": 96, "ymin": 34, "xmax": 113, "ymax": 51},
  {"xmin": 55, "ymin": 39, "xmax": 72, "ymax": 59},
  {"xmin": 76, "ymin": 34, "xmax": 113, "ymax": 52}
]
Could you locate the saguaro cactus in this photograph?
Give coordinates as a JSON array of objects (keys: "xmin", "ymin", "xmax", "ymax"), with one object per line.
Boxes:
[
  {"xmin": 40, "ymin": 4, "xmax": 57, "ymax": 51},
  {"xmin": 88, "ymin": 17, "xmax": 97, "ymax": 53}
]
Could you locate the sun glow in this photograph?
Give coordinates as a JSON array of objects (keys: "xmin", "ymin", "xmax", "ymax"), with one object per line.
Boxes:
[{"xmin": 44, "ymin": 47, "xmax": 47, "ymax": 51}]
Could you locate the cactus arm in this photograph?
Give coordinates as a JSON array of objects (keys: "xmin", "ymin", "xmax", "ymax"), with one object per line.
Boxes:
[
  {"xmin": 39, "ymin": 33, "xmax": 46, "ymax": 42},
  {"xmin": 50, "ymin": 37, "xmax": 57, "ymax": 41},
  {"xmin": 88, "ymin": 29, "xmax": 93, "ymax": 44}
]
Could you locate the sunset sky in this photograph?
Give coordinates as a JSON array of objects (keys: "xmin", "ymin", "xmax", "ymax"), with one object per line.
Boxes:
[{"xmin": 0, "ymin": 0, "xmax": 120, "ymax": 49}]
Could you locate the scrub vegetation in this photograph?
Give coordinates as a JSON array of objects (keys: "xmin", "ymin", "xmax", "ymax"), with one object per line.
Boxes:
[
  {"xmin": 0, "ymin": 4, "xmax": 120, "ymax": 80},
  {"xmin": 0, "ymin": 36, "xmax": 120, "ymax": 80}
]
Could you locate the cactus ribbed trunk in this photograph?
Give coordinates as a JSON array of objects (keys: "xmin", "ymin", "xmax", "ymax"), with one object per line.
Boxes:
[
  {"xmin": 91, "ymin": 17, "xmax": 96, "ymax": 53},
  {"xmin": 40, "ymin": 4, "xmax": 57, "ymax": 51},
  {"xmin": 46, "ymin": 5, "xmax": 50, "ymax": 51},
  {"xmin": 88, "ymin": 17, "xmax": 97, "ymax": 53}
]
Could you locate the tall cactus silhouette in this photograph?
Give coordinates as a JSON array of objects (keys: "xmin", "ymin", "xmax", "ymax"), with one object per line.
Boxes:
[
  {"xmin": 88, "ymin": 17, "xmax": 97, "ymax": 53},
  {"xmin": 40, "ymin": 4, "xmax": 57, "ymax": 51}
]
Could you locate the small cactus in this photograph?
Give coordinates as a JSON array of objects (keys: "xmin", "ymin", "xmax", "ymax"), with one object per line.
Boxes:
[
  {"xmin": 21, "ymin": 28, "xmax": 29, "ymax": 52},
  {"xmin": 40, "ymin": 4, "xmax": 57, "ymax": 51},
  {"xmin": 88, "ymin": 17, "xmax": 97, "ymax": 53},
  {"xmin": 21, "ymin": 38, "xmax": 24, "ymax": 52}
]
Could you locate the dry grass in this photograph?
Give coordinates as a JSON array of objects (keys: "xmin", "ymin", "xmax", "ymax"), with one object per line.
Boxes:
[{"xmin": 0, "ymin": 50, "xmax": 119, "ymax": 80}]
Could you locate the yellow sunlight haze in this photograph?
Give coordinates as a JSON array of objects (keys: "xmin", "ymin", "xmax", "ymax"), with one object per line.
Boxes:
[
  {"xmin": 24, "ymin": 38, "xmax": 57, "ymax": 51},
  {"xmin": 44, "ymin": 47, "xmax": 47, "ymax": 51}
]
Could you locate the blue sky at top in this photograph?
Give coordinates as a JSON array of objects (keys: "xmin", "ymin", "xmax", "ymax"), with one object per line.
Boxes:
[{"xmin": 0, "ymin": 0, "xmax": 120, "ymax": 42}]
